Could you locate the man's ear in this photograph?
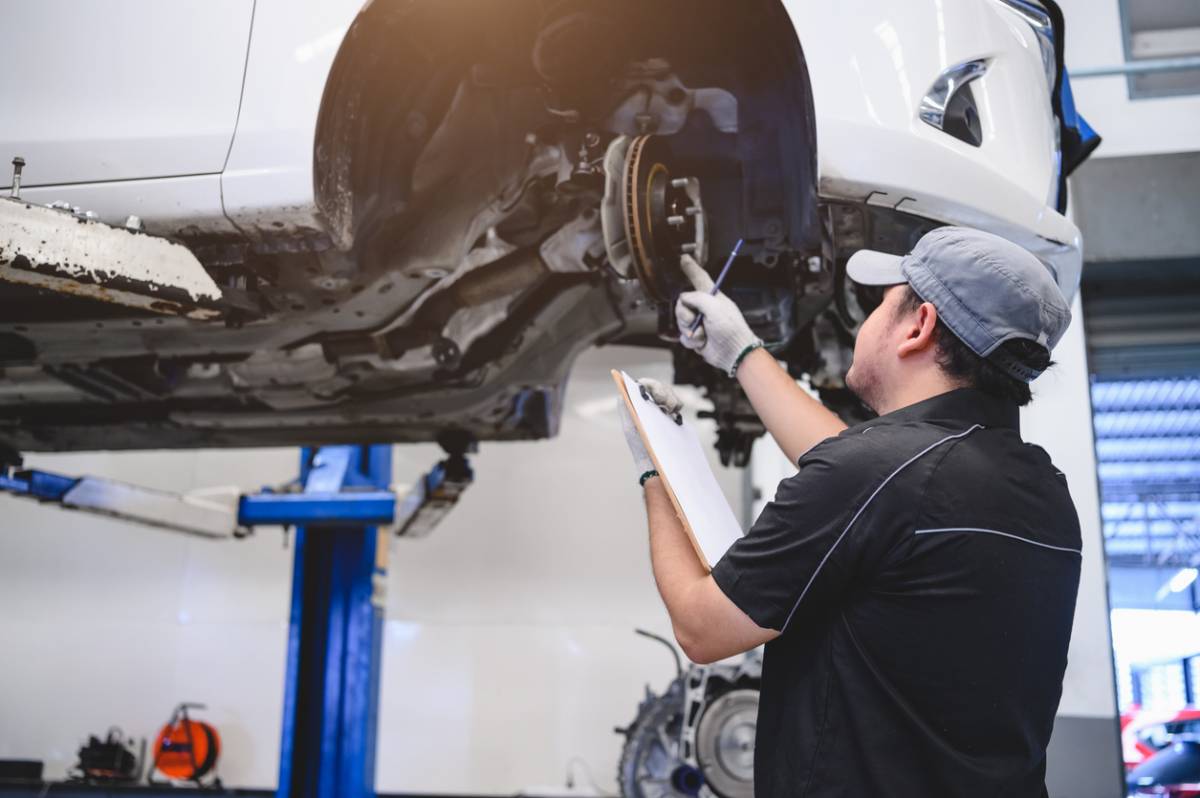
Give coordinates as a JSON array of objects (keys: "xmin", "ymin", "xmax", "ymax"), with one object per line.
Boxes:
[{"xmin": 896, "ymin": 301, "xmax": 939, "ymax": 359}]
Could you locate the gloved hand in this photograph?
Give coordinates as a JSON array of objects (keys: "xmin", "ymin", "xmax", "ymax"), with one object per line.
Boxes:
[
  {"xmin": 619, "ymin": 398, "xmax": 655, "ymax": 484},
  {"xmin": 675, "ymin": 255, "xmax": 763, "ymax": 377},
  {"xmin": 638, "ymin": 377, "xmax": 683, "ymax": 415},
  {"xmin": 619, "ymin": 378, "xmax": 683, "ymax": 485}
]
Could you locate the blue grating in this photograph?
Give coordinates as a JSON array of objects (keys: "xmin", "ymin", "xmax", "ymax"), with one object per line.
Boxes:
[
  {"xmin": 1092, "ymin": 380, "xmax": 1200, "ymax": 413},
  {"xmin": 1092, "ymin": 377, "xmax": 1200, "ymax": 567}
]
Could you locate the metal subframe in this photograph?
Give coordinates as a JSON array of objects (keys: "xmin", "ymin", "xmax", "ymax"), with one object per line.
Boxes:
[{"xmin": 277, "ymin": 445, "xmax": 392, "ymax": 798}]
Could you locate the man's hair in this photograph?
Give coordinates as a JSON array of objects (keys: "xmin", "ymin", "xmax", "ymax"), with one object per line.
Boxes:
[{"xmin": 894, "ymin": 286, "xmax": 1051, "ymax": 407}]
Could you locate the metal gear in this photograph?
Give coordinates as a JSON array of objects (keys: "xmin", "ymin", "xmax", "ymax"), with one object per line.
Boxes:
[
  {"xmin": 618, "ymin": 651, "xmax": 762, "ymax": 798},
  {"xmin": 694, "ymin": 689, "xmax": 758, "ymax": 798},
  {"xmin": 617, "ymin": 680, "xmax": 688, "ymax": 798}
]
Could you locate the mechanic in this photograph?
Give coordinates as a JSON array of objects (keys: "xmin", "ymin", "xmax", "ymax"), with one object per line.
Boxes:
[{"xmin": 619, "ymin": 227, "xmax": 1082, "ymax": 797}]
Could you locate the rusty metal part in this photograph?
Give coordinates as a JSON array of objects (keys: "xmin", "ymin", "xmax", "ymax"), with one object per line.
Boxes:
[
  {"xmin": 622, "ymin": 135, "xmax": 655, "ymax": 296},
  {"xmin": 0, "ymin": 198, "xmax": 223, "ymax": 320},
  {"xmin": 620, "ymin": 135, "xmax": 706, "ymax": 304}
]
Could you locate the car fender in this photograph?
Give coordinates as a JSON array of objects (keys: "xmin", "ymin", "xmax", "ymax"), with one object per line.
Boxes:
[
  {"xmin": 786, "ymin": 0, "xmax": 1083, "ymax": 299},
  {"xmin": 221, "ymin": 0, "xmax": 366, "ymax": 240}
]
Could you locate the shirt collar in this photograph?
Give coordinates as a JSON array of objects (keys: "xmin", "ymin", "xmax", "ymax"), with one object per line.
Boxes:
[{"xmin": 863, "ymin": 387, "xmax": 1020, "ymax": 432}]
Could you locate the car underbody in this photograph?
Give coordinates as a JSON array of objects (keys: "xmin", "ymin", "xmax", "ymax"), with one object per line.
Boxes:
[{"xmin": 0, "ymin": 0, "xmax": 939, "ymax": 466}]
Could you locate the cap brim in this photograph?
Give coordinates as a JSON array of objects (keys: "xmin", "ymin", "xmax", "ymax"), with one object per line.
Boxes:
[{"xmin": 846, "ymin": 249, "xmax": 906, "ymax": 286}]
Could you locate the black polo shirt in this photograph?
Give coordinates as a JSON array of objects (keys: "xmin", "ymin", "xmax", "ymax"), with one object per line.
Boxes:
[{"xmin": 711, "ymin": 388, "xmax": 1081, "ymax": 797}]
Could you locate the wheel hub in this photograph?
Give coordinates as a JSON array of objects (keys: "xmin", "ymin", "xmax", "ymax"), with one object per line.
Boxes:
[{"xmin": 608, "ymin": 134, "xmax": 707, "ymax": 304}]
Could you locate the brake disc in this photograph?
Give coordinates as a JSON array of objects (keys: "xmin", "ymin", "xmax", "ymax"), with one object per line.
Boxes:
[
  {"xmin": 694, "ymin": 689, "xmax": 758, "ymax": 798},
  {"xmin": 602, "ymin": 134, "xmax": 707, "ymax": 304}
]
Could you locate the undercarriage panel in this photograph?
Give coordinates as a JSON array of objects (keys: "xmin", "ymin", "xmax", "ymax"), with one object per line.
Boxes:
[{"xmin": 0, "ymin": 0, "xmax": 856, "ymax": 461}]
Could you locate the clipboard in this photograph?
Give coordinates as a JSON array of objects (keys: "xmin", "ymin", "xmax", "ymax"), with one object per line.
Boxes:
[{"xmin": 613, "ymin": 370, "xmax": 743, "ymax": 571}]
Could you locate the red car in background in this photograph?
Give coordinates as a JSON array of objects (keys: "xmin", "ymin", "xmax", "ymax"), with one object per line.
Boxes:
[{"xmin": 1123, "ymin": 707, "xmax": 1200, "ymax": 769}]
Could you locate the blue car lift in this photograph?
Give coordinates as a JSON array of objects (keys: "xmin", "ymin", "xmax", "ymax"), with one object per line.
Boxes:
[{"xmin": 0, "ymin": 439, "xmax": 474, "ymax": 798}]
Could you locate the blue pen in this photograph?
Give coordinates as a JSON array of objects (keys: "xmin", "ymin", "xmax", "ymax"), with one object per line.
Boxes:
[{"xmin": 687, "ymin": 238, "xmax": 744, "ymax": 335}]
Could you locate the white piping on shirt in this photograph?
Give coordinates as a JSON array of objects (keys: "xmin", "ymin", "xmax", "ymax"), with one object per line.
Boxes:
[
  {"xmin": 914, "ymin": 527, "xmax": 1082, "ymax": 555},
  {"xmin": 780, "ymin": 424, "xmax": 984, "ymax": 632}
]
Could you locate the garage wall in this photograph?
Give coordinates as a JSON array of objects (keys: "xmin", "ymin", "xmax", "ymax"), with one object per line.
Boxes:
[{"xmin": 0, "ymin": 346, "xmax": 744, "ymax": 793}]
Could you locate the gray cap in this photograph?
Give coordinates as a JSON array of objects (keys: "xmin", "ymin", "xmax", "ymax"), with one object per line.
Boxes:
[{"xmin": 846, "ymin": 227, "xmax": 1071, "ymax": 382}]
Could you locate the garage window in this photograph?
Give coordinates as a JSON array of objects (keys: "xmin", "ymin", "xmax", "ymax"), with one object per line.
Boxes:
[{"xmin": 1119, "ymin": 0, "xmax": 1200, "ymax": 98}]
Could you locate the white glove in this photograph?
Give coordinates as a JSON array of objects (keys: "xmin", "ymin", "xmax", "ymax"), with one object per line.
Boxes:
[
  {"xmin": 619, "ymin": 378, "xmax": 683, "ymax": 485},
  {"xmin": 619, "ymin": 397, "xmax": 655, "ymax": 482},
  {"xmin": 675, "ymin": 255, "xmax": 763, "ymax": 377},
  {"xmin": 638, "ymin": 377, "xmax": 683, "ymax": 415}
]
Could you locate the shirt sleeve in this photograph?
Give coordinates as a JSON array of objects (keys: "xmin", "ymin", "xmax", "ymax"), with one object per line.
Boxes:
[{"xmin": 710, "ymin": 435, "xmax": 891, "ymax": 632}]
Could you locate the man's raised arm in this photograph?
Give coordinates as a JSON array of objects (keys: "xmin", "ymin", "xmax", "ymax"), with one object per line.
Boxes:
[
  {"xmin": 735, "ymin": 347, "xmax": 846, "ymax": 464},
  {"xmin": 675, "ymin": 256, "xmax": 846, "ymax": 464}
]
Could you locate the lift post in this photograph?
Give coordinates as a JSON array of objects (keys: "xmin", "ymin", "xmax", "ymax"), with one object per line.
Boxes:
[{"xmin": 277, "ymin": 445, "xmax": 391, "ymax": 798}]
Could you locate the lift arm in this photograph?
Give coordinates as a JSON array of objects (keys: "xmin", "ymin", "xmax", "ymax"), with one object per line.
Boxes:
[{"xmin": 0, "ymin": 445, "xmax": 474, "ymax": 539}]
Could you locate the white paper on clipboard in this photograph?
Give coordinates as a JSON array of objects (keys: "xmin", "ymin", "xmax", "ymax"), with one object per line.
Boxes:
[{"xmin": 614, "ymin": 370, "xmax": 743, "ymax": 570}]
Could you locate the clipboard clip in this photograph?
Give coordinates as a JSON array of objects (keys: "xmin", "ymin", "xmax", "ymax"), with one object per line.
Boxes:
[{"xmin": 638, "ymin": 383, "xmax": 683, "ymax": 426}]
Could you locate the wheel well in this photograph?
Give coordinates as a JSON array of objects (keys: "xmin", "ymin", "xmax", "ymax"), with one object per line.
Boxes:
[{"xmin": 313, "ymin": 0, "xmax": 820, "ymax": 262}]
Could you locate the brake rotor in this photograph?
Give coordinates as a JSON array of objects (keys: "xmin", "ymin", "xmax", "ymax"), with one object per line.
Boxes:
[
  {"xmin": 620, "ymin": 135, "xmax": 707, "ymax": 303},
  {"xmin": 694, "ymin": 689, "xmax": 757, "ymax": 798}
]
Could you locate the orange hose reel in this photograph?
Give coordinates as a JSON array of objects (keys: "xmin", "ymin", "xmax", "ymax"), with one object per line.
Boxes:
[{"xmin": 151, "ymin": 709, "xmax": 220, "ymax": 782}]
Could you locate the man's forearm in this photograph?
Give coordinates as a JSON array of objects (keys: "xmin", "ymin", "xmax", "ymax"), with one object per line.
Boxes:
[
  {"xmin": 643, "ymin": 478, "xmax": 708, "ymax": 643},
  {"xmin": 737, "ymin": 347, "xmax": 847, "ymax": 464},
  {"xmin": 642, "ymin": 477, "xmax": 781, "ymax": 662}
]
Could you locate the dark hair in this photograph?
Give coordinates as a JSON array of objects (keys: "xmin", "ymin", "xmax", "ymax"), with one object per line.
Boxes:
[{"xmin": 894, "ymin": 286, "xmax": 1052, "ymax": 407}]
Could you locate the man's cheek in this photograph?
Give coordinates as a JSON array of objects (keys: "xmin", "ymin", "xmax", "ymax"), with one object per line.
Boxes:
[{"xmin": 851, "ymin": 320, "xmax": 873, "ymax": 364}]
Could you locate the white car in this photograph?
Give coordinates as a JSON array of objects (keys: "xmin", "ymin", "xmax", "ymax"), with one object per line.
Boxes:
[{"xmin": 0, "ymin": 0, "xmax": 1097, "ymax": 463}]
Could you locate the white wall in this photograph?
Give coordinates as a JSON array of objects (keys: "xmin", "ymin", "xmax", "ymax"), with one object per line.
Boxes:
[
  {"xmin": 0, "ymin": 346, "xmax": 743, "ymax": 793},
  {"xmin": 1059, "ymin": 0, "xmax": 1200, "ymax": 158}
]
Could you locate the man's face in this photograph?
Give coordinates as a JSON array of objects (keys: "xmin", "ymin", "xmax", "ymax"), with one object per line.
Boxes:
[{"xmin": 845, "ymin": 284, "xmax": 909, "ymax": 412}]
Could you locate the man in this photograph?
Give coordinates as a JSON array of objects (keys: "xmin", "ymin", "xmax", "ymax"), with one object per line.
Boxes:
[{"xmin": 619, "ymin": 227, "xmax": 1081, "ymax": 796}]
